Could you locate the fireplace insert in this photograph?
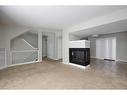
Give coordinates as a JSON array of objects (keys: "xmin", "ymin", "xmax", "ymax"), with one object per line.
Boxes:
[{"xmin": 69, "ymin": 48, "xmax": 90, "ymax": 66}]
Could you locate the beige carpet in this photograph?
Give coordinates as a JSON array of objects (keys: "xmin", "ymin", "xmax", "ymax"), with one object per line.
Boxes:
[{"xmin": 0, "ymin": 59, "xmax": 127, "ymax": 89}]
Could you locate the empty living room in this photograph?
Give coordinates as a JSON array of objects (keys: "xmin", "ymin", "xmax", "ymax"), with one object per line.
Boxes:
[{"xmin": 0, "ymin": 0, "xmax": 127, "ymax": 94}]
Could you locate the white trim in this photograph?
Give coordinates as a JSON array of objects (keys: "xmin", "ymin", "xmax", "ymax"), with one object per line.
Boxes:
[
  {"xmin": 62, "ymin": 62, "xmax": 69, "ymax": 64},
  {"xmin": 91, "ymin": 57, "xmax": 118, "ymax": 61},
  {"xmin": 0, "ymin": 66, "xmax": 7, "ymax": 70},
  {"xmin": 62, "ymin": 62, "xmax": 90, "ymax": 69},
  {"xmin": 1, "ymin": 61, "xmax": 40, "ymax": 70},
  {"xmin": 4, "ymin": 48, "xmax": 7, "ymax": 68},
  {"xmin": 11, "ymin": 50, "xmax": 38, "ymax": 53},
  {"xmin": 10, "ymin": 50, "xmax": 12, "ymax": 65},
  {"xmin": 68, "ymin": 63, "xmax": 86, "ymax": 69},
  {"xmin": 116, "ymin": 60, "xmax": 127, "ymax": 62},
  {"xmin": 38, "ymin": 32, "xmax": 42, "ymax": 62},
  {"xmin": 9, "ymin": 61, "xmax": 39, "ymax": 67},
  {"xmin": 22, "ymin": 38, "xmax": 37, "ymax": 50}
]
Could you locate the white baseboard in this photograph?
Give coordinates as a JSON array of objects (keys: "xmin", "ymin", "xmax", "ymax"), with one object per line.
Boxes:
[
  {"xmin": 0, "ymin": 65, "xmax": 7, "ymax": 70},
  {"xmin": 52, "ymin": 58, "xmax": 59, "ymax": 60},
  {"xmin": 93, "ymin": 58, "xmax": 127, "ymax": 62},
  {"xmin": 116, "ymin": 60, "xmax": 127, "ymax": 62},
  {"xmin": 0, "ymin": 61, "xmax": 40, "ymax": 70},
  {"xmin": 68, "ymin": 63, "xmax": 87, "ymax": 69},
  {"xmin": 62, "ymin": 62, "xmax": 69, "ymax": 64},
  {"xmin": 9, "ymin": 61, "xmax": 39, "ymax": 67}
]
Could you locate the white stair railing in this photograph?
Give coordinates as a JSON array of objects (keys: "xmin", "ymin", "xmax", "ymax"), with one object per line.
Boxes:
[
  {"xmin": 0, "ymin": 48, "xmax": 6, "ymax": 69},
  {"xmin": 21, "ymin": 38, "xmax": 37, "ymax": 50},
  {"xmin": 11, "ymin": 50, "xmax": 38, "ymax": 64}
]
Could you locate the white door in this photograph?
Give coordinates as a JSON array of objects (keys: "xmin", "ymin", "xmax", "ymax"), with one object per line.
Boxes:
[
  {"xmin": 105, "ymin": 37, "xmax": 116, "ymax": 60},
  {"xmin": 96, "ymin": 37, "xmax": 116, "ymax": 60}
]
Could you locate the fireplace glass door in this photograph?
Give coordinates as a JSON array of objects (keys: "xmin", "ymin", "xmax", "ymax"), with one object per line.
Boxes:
[{"xmin": 69, "ymin": 48, "xmax": 90, "ymax": 66}]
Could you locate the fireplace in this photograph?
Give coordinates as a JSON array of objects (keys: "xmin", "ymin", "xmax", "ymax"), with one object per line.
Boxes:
[
  {"xmin": 69, "ymin": 40, "xmax": 90, "ymax": 67},
  {"xmin": 69, "ymin": 48, "xmax": 90, "ymax": 66}
]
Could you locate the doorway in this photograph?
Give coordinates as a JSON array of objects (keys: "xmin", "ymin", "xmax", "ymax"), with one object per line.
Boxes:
[{"xmin": 42, "ymin": 36, "xmax": 48, "ymax": 58}]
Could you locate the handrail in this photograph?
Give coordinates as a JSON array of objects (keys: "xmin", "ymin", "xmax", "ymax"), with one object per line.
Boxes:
[
  {"xmin": 21, "ymin": 38, "xmax": 37, "ymax": 50},
  {"xmin": 11, "ymin": 50, "xmax": 38, "ymax": 53},
  {"xmin": 11, "ymin": 49, "xmax": 38, "ymax": 64},
  {"xmin": 23, "ymin": 51, "xmax": 38, "ymax": 62}
]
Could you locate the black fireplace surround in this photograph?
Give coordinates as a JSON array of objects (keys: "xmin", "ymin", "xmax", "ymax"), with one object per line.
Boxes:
[{"xmin": 69, "ymin": 48, "xmax": 90, "ymax": 66}]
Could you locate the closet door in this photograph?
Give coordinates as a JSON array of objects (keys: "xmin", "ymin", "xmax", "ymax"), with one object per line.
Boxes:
[
  {"xmin": 111, "ymin": 37, "xmax": 116, "ymax": 60},
  {"xmin": 96, "ymin": 39, "xmax": 101, "ymax": 59},
  {"xmin": 105, "ymin": 37, "xmax": 116, "ymax": 60},
  {"xmin": 96, "ymin": 38, "xmax": 107, "ymax": 59},
  {"xmin": 96, "ymin": 37, "xmax": 116, "ymax": 60}
]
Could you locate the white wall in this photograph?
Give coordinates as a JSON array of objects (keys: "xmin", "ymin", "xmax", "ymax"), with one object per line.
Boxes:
[
  {"xmin": 88, "ymin": 37, "xmax": 96, "ymax": 58},
  {"xmin": 62, "ymin": 31, "xmax": 69, "ymax": 63},
  {"xmin": 10, "ymin": 31, "xmax": 39, "ymax": 64},
  {"xmin": 42, "ymin": 32, "xmax": 55, "ymax": 59},
  {"xmin": 55, "ymin": 31, "xmax": 62, "ymax": 60},
  {"xmin": 62, "ymin": 9, "xmax": 127, "ymax": 64},
  {"xmin": 38, "ymin": 32, "xmax": 42, "ymax": 62},
  {"xmin": 42, "ymin": 31, "xmax": 62, "ymax": 60},
  {"xmin": 42, "ymin": 36, "xmax": 48, "ymax": 57},
  {"xmin": 65, "ymin": 8, "xmax": 127, "ymax": 33},
  {"xmin": 11, "ymin": 32, "xmax": 38, "ymax": 50},
  {"xmin": 0, "ymin": 26, "xmax": 5, "ymax": 48},
  {"xmin": 63, "ymin": 30, "xmax": 127, "ymax": 64},
  {"xmin": 88, "ymin": 33, "xmax": 116, "ymax": 58},
  {"xmin": 57, "ymin": 37, "xmax": 62, "ymax": 59},
  {"xmin": 0, "ymin": 25, "xmax": 62, "ymax": 67},
  {"xmin": 11, "ymin": 37, "xmax": 34, "ymax": 50},
  {"xmin": 22, "ymin": 33, "xmax": 38, "ymax": 48},
  {"xmin": 116, "ymin": 32, "xmax": 127, "ymax": 62},
  {"xmin": 96, "ymin": 37, "xmax": 116, "ymax": 60},
  {"xmin": 0, "ymin": 25, "xmax": 29, "ymax": 49},
  {"xmin": 0, "ymin": 48, "xmax": 6, "ymax": 69},
  {"xmin": 62, "ymin": 33, "xmax": 80, "ymax": 63},
  {"xmin": 69, "ymin": 34, "xmax": 80, "ymax": 41},
  {"xmin": 88, "ymin": 31, "xmax": 127, "ymax": 62},
  {"xmin": 0, "ymin": 25, "xmax": 30, "ymax": 66}
]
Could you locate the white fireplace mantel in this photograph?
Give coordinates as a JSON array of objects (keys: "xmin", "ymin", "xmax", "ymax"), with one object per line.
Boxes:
[{"xmin": 69, "ymin": 40, "xmax": 90, "ymax": 48}]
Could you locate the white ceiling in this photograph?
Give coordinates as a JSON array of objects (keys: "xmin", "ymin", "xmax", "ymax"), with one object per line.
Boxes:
[
  {"xmin": 0, "ymin": 6, "xmax": 126, "ymax": 30},
  {"xmin": 71, "ymin": 19, "xmax": 127, "ymax": 38}
]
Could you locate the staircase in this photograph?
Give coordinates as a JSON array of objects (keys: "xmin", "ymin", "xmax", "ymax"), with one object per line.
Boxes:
[{"xmin": 11, "ymin": 32, "xmax": 38, "ymax": 65}]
